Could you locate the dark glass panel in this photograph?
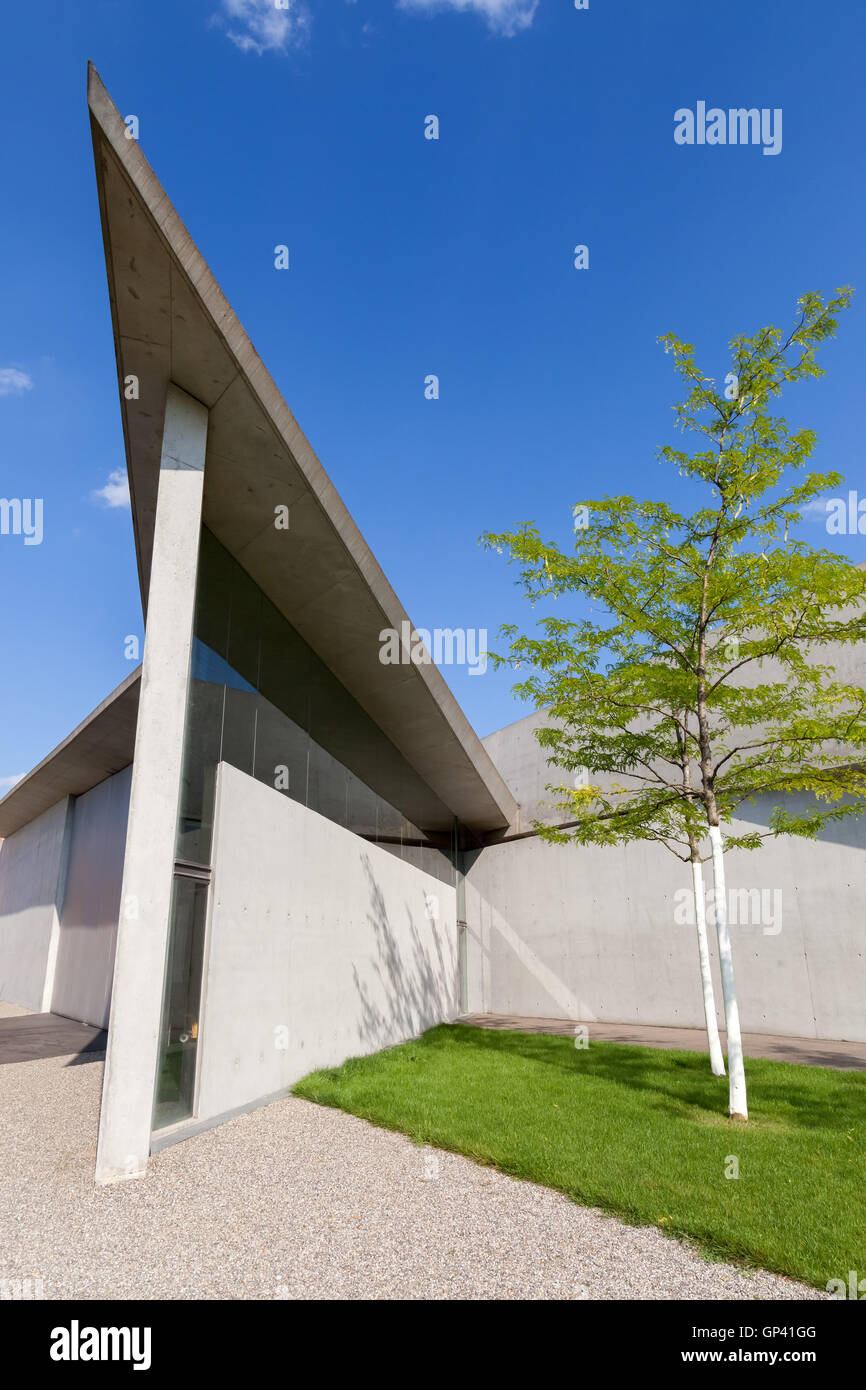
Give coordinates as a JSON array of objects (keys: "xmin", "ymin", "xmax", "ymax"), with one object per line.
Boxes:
[
  {"xmin": 346, "ymin": 769, "xmax": 380, "ymax": 840},
  {"xmin": 221, "ymin": 685, "xmax": 257, "ymax": 779},
  {"xmin": 253, "ymin": 692, "xmax": 310, "ymax": 806},
  {"xmin": 306, "ymin": 738, "xmax": 349, "ymax": 828},
  {"xmin": 176, "ymin": 674, "xmax": 224, "ymax": 864},
  {"xmin": 258, "ymin": 596, "xmax": 310, "ymax": 728},
  {"xmin": 227, "ymin": 550, "xmax": 262, "ymax": 688},
  {"xmin": 195, "ymin": 527, "xmax": 233, "ymax": 661},
  {"xmin": 176, "ymin": 527, "xmax": 457, "ymax": 883},
  {"xmin": 153, "ymin": 876, "xmax": 209, "ymax": 1129}
]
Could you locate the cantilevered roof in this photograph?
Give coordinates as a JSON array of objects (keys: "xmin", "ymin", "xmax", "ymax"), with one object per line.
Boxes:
[
  {"xmin": 0, "ymin": 669, "xmax": 140, "ymax": 840},
  {"xmin": 86, "ymin": 64, "xmax": 517, "ymax": 835}
]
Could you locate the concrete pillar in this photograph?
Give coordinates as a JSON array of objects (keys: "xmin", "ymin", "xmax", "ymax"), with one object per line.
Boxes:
[
  {"xmin": 95, "ymin": 384, "xmax": 207, "ymax": 1183},
  {"xmin": 40, "ymin": 797, "xmax": 75, "ymax": 1013}
]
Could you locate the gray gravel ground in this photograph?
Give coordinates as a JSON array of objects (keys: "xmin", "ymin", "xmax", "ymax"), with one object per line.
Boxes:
[{"xmin": 0, "ymin": 1050, "xmax": 825, "ymax": 1301}]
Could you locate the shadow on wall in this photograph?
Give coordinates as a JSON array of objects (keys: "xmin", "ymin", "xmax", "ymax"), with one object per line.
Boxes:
[{"xmin": 352, "ymin": 852, "xmax": 456, "ymax": 1053}]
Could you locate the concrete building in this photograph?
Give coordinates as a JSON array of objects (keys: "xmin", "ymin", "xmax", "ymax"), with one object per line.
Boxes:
[{"xmin": 1, "ymin": 67, "xmax": 864, "ymax": 1182}]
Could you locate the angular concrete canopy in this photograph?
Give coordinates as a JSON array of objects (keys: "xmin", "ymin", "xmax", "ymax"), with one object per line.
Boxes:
[
  {"xmin": 0, "ymin": 669, "xmax": 140, "ymax": 840},
  {"xmin": 87, "ymin": 64, "xmax": 517, "ymax": 836}
]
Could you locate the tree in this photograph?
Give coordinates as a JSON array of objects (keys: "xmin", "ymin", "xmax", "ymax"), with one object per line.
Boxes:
[
  {"xmin": 506, "ymin": 645, "xmax": 727, "ymax": 1074},
  {"xmin": 484, "ymin": 288, "xmax": 866, "ymax": 1120}
]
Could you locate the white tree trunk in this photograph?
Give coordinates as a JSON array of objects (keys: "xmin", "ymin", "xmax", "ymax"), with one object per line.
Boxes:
[
  {"xmin": 708, "ymin": 825, "xmax": 748, "ymax": 1118},
  {"xmin": 691, "ymin": 857, "xmax": 726, "ymax": 1077}
]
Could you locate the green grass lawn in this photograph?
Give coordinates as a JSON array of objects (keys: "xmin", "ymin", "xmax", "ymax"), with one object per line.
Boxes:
[{"xmin": 293, "ymin": 1023, "xmax": 866, "ymax": 1290}]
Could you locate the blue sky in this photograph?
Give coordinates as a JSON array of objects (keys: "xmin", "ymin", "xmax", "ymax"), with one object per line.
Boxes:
[{"xmin": 1, "ymin": 0, "xmax": 865, "ymax": 792}]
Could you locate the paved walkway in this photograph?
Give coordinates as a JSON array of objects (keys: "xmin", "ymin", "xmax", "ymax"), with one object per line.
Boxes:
[
  {"xmin": 0, "ymin": 1001, "xmax": 31, "ymax": 1018},
  {"xmin": 458, "ymin": 1014, "xmax": 866, "ymax": 1070},
  {"xmin": 0, "ymin": 1011, "xmax": 106, "ymax": 1066},
  {"xmin": 0, "ymin": 1050, "xmax": 823, "ymax": 1301}
]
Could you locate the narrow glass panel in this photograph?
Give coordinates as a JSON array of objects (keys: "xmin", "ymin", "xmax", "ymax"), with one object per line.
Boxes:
[
  {"xmin": 195, "ymin": 528, "xmax": 232, "ymax": 661},
  {"xmin": 227, "ymin": 555, "xmax": 262, "ymax": 687},
  {"xmin": 221, "ymin": 683, "xmax": 257, "ymax": 778},
  {"xmin": 253, "ymin": 693, "xmax": 310, "ymax": 804},
  {"xmin": 176, "ymin": 661, "xmax": 224, "ymax": 864},
  {"xmin": 153, "ymin": 876, "xmax": 209, "ymax": 1129},
  {"xmin": 307, "ymin": 738, "xmax": 349, "ymax": 828}
]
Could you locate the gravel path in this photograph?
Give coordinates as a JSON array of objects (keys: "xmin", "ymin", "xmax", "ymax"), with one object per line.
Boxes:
[{"xmin": 0, "ymin": 1050, "xmax": 824, "ymax": 1301}]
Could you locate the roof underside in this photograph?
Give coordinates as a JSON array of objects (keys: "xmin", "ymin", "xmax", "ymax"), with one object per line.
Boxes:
[
  {"xmin": 77, "ymin": 66, "xmax": 515, "ymax": 835},
  {"xmin": 0, "ymin": 670, "xmax": 140, "ymax": 839}
]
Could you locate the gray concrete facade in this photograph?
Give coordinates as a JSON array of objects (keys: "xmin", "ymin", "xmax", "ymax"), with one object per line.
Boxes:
[
  {"xmin": 50, "ymin": 766, "xmax": 132, "ymax": 1029},
  {"xmin": 193, "ymin": 762, "xmax": 458, "ymax": 1124},
  {"xmin": 0, "ymin": 767, "xmax": 132, "ymax": 1026}
]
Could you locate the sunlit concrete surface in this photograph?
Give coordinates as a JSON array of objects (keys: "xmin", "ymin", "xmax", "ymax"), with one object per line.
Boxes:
[
  {"xmin": 95, "ymin": 385, "xmax": 207, "ymax": 1184},
  {"xmin": 0, "ymin": 1001, "xmax": 31, "ymax": 1019}
]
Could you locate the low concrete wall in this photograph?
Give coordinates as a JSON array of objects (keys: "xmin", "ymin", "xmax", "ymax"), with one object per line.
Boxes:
[
  {"xmin": 471, "ymin": 713, "xmax": 866, "ymax": 1043},
  {"xmin": 0, "ymin": 797, "xmax": 72, "ymax": 1010},
  {"xmin": 51, "ymin": 765, "xmax": 132, "ymax": 1028},
  {"xmin": 195, "ymin": 762, "xmax": 458, "ymax": 1121}
]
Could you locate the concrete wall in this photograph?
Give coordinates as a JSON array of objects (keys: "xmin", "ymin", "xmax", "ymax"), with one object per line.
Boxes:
[
  {"xmin": 482, "ymin": 709, "xmax": 561, "ymax": 830},
  {"xmin": 195, "ymin": 762, "xmax": 458, "ymax": 1121},
  {"xmin": 470, "ymin": 711, "xmax": 866, "ymax": 1042},
  {"xmin": 0, "ymin": 797, "xmax": 72, "ymax": 1010},
  {"xmin": 0, "ymin": 767, "xmax": 133, "ymax": 1023},
  {"xmin": 51, "ymin": 765, "xmax": 132, "ymax": 1028}
]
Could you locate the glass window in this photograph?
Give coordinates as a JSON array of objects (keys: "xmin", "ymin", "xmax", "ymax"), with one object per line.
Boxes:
[
  {"xmin": 174, "ymin": 527, "xmax": 457, "ymax": 884},
  {"xmin": 153, "ymin": 875, "xmax": 209, "ymax": 1129}
]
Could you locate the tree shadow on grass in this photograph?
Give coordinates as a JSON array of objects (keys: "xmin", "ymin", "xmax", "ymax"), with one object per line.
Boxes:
[{"xmin": 433, "ymin": 1023, "xmax": 866, "ymax": 1135}]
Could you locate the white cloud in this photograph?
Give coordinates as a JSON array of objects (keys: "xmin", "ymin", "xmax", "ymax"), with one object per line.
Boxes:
[
  {"xmin": 799, "ymin": 499, "xmax": 832, "ymax": 522},
  {"xmin": 0, "ymin": 774, "xmax": 24, "ymax": 792},
  {"xmin": 213, "ymin": 0, "xmax": 311, "ymax": 55},
  {"xmin": 0, "ymin": 368, "xmax": 34, "ymax": 397},
  {"xmin": 398, "ymin": 0, "xmax": 539, "ymax": 36},
  {"xmin": 92, "ymin": 469, "xmax": 131, "ymax": 510}
]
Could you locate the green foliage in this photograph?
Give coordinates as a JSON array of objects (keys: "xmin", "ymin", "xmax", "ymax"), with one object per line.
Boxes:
[{"xmin": 483, "ymin": 289, "xmax": 866, "ymax": 855}]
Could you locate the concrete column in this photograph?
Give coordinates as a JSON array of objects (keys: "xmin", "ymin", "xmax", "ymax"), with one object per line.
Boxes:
[
  {"xmin": 95, "ymin": 384, "xmax": 207, "ymax": 1183},
  {"xmin": 40, "ymin": 797, "xmax": 75, "ymax": 1013},
  {"xmin": 461, "ymin": 858, "xmax": 490, "ymax": 1016}
]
